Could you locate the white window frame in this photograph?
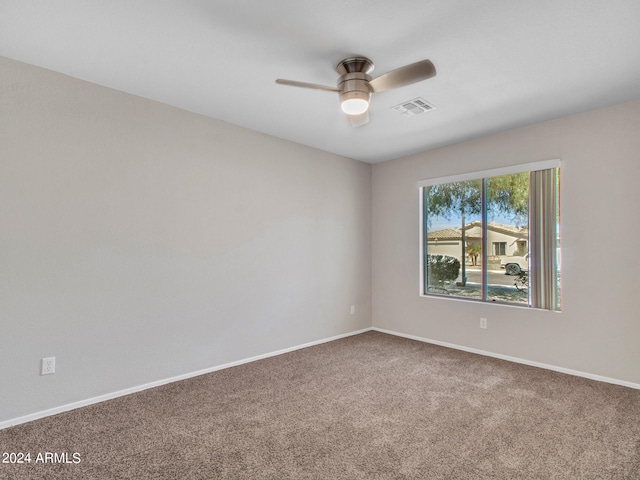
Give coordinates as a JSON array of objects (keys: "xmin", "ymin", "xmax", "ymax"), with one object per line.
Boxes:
[{"xmin": 418, "ymin": 159, "xmax": 561, "ymax": 309}]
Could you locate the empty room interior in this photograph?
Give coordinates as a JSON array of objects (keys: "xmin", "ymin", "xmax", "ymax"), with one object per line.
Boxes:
[{"xmin": 1, "ymin": 1, "xmax": 639, "ymax": 479}]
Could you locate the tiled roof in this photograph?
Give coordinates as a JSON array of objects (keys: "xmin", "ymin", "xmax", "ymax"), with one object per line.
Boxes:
[
  {"xmin": 465, "ymin": 220, "xmax": 527, "ymax": 236},
  {"xmin": 428, "ymin": 222, "xmax": 528, "ymax": 240},
  {"xmin": 427, "ymin": 228, "xmax": 461, "ymax": 240}
]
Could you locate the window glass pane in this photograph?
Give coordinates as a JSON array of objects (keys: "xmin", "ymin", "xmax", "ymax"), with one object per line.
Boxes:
[
  {"xmin": 424, "ymin": 179, "xmax": 482, "ymax": 299},
  {"xmin": 486, "ymin": 172, "xmax": 530, "ymax": 305}
]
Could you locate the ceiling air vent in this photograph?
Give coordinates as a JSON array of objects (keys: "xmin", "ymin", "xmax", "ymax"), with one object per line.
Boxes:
[{"xmin": 392, "ymin": 97, "xmax": 436, "ymax": 116}]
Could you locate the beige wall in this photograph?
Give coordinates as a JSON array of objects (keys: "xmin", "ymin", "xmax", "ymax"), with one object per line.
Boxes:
[
  {"xmin": 426, "ymin": 241, "xmax": 461, "ymax": 259},
  {"xmin": 372, "ymin": 99, "xmax": 640, "ymax": 384},
  {"xmin": 486, "ymin": 230, "xmax": 523, "ymax": 257},
  {"xmin": 0, "ymin": 57, "xmax": 372, "ymax": 423}
]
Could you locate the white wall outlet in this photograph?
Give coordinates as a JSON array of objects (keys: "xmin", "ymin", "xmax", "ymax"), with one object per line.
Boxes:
[
  {"xmin": 480, "ymin": 318, "xmax": 487, "ymax": 329},
  {"xmin": 41, "ymin": 357, "xmax": 56, "ymax": 375},
  {"xmin": 350, "ymin": 305, "xmax": 356, "ymax": 315}
]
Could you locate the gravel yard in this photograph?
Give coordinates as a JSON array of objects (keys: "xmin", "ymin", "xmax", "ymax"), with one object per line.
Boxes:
[{"xmin": 429, "ymin": 282, "xmax": 529, "ymax": 304}]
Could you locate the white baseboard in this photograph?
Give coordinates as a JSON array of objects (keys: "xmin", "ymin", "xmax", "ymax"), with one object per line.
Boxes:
[
  {"xmin": 372, "ymin": 327, "xmax": 640, "ymax": 390},
  {"xmin": 5, "ymin": 326, "xmax": 637, "ymax": 430},
  {"xmin": 0, "ymin": 328, "xmax": 371, "ymax": 430}
]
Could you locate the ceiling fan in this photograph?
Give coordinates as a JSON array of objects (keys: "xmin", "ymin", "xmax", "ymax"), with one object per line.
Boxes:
[{"xmin": 276, "ymin": 56, "xmax": 436, "ymax": 127}]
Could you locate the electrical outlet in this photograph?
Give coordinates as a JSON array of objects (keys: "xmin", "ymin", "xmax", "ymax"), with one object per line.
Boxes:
[
  {"xmin": 41, "ymin": 357, "xmax": 56, "ymax": 375},
  {"xmin": 350, "ymin": 305, "xmax": 356, "ymax": 315},
  {"xmin": 480, "ymin": 318, "xmax": 487, "ymax": 329}
]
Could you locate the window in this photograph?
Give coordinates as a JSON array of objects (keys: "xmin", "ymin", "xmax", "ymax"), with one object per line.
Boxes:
[
  {"xmin": 419, "ymin": 160, "xmax": 561, "ymax": 311},
  {"xmin": 493, "ymin": 242, "xmax": 506, "ymax": 256}
]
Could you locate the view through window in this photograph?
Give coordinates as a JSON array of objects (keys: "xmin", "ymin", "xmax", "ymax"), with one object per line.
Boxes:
[{"xmin": 420, "ymin": 162, "xmax": 561, "ymax": 311}]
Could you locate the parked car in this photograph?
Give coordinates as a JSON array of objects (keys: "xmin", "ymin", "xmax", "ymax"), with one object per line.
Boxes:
[{"xmin": 500, "ymin": 253, "xmax": 529, "ymax": 275}]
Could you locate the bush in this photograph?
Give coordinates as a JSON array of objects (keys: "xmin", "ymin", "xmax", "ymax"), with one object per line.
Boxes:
[{"xmin": 427, "ymin": 254, "xmax": 460, "ymax": 285}]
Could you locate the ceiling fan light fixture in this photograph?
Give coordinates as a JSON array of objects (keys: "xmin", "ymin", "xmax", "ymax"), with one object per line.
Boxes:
[
  {"xmin": 341, "ymin": 97, "xmax": 369, "ymax": 115},
  {"xmin": 340, "ymin": 90, "xmax": 370, "ymax": 115}
]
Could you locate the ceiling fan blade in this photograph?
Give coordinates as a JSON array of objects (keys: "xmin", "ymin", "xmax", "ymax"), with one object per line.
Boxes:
[
  {"xmin": 275, "ymin": 79, "xmax": 339, "ymax": 92},
  {"xmin": 368, "ymin": 59, "xmax": 436, "ymax": 93},
  {"xmin": 348, "ymin": 111, "xmax": 370, "ymax": 128}
]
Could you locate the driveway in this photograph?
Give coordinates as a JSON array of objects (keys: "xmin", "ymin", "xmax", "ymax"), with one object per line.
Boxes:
[{"xmin": 463, "ymin": 268, "xmax": 514, "ymax": 286}]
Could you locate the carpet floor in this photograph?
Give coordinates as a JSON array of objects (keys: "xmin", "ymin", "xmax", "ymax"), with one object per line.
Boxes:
[{"xmin": 1, "ymin": 331, "xmax": 639, "ymax": 479}]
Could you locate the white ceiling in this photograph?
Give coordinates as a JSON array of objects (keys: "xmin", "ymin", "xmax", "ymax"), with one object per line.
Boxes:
[{"xmin": 2, "ymin": 1, "xmax": 640, "ymax": 163}]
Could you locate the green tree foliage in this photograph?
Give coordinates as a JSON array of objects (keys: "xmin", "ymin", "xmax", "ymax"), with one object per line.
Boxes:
[
  {"xmin": 425, "ymin": 180, "xmax": 482, "ymax": 223},
  {"xmin": 424, "ymin": 173, "xmax": 529, "ymax": 226},
  {"xmin": 486, "ymin": 172, "xmax": 529, "ymax": 225}
]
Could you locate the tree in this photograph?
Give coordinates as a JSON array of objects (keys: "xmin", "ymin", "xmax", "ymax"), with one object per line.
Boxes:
[
  {"xmin": 466, "ymin": 242, "xmax": 481, "ymax": 266},
  {"xmin": 425, "ymin": 173, "xmax": 529, "ymax": 286}
]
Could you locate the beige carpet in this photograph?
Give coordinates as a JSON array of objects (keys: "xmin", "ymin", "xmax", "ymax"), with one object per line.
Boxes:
[{"xmin": 1, "ymin": 331, "xmax": 639, "ymax": 479}]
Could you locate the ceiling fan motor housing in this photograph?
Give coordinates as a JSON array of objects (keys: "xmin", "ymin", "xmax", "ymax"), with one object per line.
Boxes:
[
  {"xmin": 336, "ymin": 57, "xmax": 374, "ymax": 107},
  {"xmin": 338, "ymin": 72, "xmax": 372, "ymax": 106}
]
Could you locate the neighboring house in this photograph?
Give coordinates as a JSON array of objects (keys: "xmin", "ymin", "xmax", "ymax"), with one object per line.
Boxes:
[{"xmin": 427, "ymin": 221, "xmax": 528, "ymax": 265}]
